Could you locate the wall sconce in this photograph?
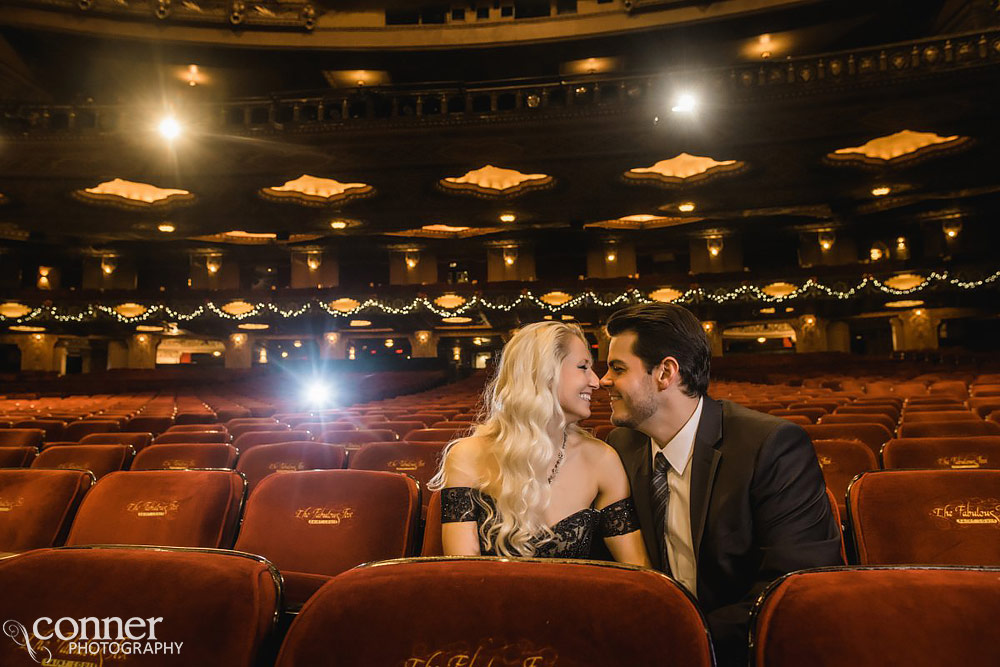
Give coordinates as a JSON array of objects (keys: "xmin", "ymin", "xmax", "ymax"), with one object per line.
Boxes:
[
  {"xmin": 415, "ymin": 330, "xmax": 430, "ymax": 345},
  {"xmin": 870, "ymin": 242, "xmax": 888, "ymax": 262},
  {"xmin": 306, "ymin": 251, "xmax": 323, "ymax": 271},
  {"xmin": 384, "ymin": 338, "xmax": 394, "ymax": 348},
  {"xmin": 101, "ymin": 254, "xmax": 118, "ymax": 275},
  {"xmin": 942, "ymin": 219, "xmax": 962, "ymax": 239},
  {"xmin": 702, "ymin": 322, "xmax": 714, "ymax": 333},
  {"xmin": 37, "ymin": 266, "xmax": 52, "ymax": 290},
  {"xmin": 32, "ymin": 333, "xmax": 44, "ymax": 342},
  {"xmin": 706, "ymin": 237, "xmax": 724, "ymax": 258},
  {"xmin": 405, "ymin": 251, "xmax": 420, "ymax": 270},
  {"xmin": 803, "ymin": 315, "xmax": 816, "ymax": 326},
  {"xmin": 895, "ymin": 236, "xmax": 910, "ymax": 260},
  {"xmin": 605, "ymin": 243, "xmax": 618, "ymax": 263},
  {"xmin": 137, "ymin": 334, "xmax": 148, "ymax": 344},
  {"xmin": 502, "ymin": 247, "xmax": 518, "ymax": 267},
  {"xmin": 325, "ymin": 332, "xmax": 339, "ymax": 345},
  {"xmin": 232, "ymin": 333, "xmax": 247, "ymax": 346},
  {"xmin": 818, "ymin": 230, "xmax": 836, "ymax": 252},
  {"xmin": 452, "ymin": 346, "xmax": 462, "ymax": 361},
  {"xmin": 348, "ymin": 346, "xmax": 356, "ymax": 360},
  {"xmin": 258, "ymin": 347, "xmax": 268, "ymax": 364},
  {"xmin": 205, "ymin": 254, "xmax": 222, "ymax": 275}
]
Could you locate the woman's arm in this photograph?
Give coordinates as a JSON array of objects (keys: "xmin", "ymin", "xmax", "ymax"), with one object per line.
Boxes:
[
  {"xmin": 595, "ymin": 443, "xmax": 652, "ymax": 568},
  {"xmin": 440, "ymin": 438, "xmax": 484, "ymax": 557}
]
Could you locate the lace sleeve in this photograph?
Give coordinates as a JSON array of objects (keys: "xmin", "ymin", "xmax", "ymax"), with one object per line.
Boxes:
[
  {"xmin": 599, "ymin": 497, "xmax": 640, "ymax": 537},
  {"xmin": 441, "ymin": 487, "xmax": 478, "ymax": 523}
]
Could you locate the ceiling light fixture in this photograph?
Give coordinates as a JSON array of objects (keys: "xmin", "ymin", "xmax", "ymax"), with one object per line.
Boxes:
[
  {"xmin": 871, "ymin": 186, "xmax": 891, "ymax": 197},
  {"xmin": 330, "ymin": 220, "xmax": 348, "ymax": 229},
  {"xmin": 157, "ymin": 223, "xmax": 175, "ymax": 233},
  {"xmin": 818, "ymin": 230, "xmax": 836, "ymax": 251},
  {"xmin": 678, "ymin": 202, "xmax": 696, "ymax": 213},
  {"xmin": 706, "ymin": 237, "xmax": 724, "ymax": 258},
  {"xmin": 499, "ymin": 213, "xmax": 516, "ymax": 223}
]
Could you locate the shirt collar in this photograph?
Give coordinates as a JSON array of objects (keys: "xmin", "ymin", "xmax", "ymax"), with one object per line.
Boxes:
[{"xmin": 652, "ymin": 396, "xmax": 703, "ymax": 475}]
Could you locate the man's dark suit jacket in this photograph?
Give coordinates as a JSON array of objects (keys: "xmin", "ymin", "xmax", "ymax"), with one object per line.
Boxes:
[{"xmin": 608, "ymin": 397, "xmax": 842, "ymax": 667}]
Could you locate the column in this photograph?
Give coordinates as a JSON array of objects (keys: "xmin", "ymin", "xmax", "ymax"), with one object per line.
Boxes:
[
  {"xmin": 127, "ymin": 334, "xmax": 159, "ymax": 369},
  {"xmin": 319, "ymin": 332, "xmax": 349, "ymax": 360},
  {"xmin": 890, "ymin": 308, "xmax": 940, "ymax": 351},
  {"xmin": 701, "ymin": 321, "xmax": 723, "ymax": 357},
  {"xmin": 225, "ymin": 333, "xmax": 254, "ymax": 369},
  {"xmin": 791, "ymin": 315, "xmax": 829, "ymax": 353},
  {"xmin": 593, "ymin": 327, "xmax": 611, "ymax": 362},
  {"xmin": 15, "ymin": 334, "xmax": 59, "ymax": 372},
  {"xmin": 408, "ymin": 330, "xmax": 439, "ymax": 358}
]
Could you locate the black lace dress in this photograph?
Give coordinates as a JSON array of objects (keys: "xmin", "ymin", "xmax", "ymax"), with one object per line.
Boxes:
[{"xmin": 440, "ymin": 487, "xmax": 641, "ymax": 558}]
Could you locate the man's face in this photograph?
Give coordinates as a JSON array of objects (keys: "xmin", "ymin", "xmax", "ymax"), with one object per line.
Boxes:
[{"xmin": 600, "ymin": 331, "xmax": 659, "ymax": 430}]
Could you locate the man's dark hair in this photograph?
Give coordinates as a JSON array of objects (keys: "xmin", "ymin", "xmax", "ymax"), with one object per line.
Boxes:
[{"xmin": 605, "ymin": 303, "xmax": 711, "ymax": 398}]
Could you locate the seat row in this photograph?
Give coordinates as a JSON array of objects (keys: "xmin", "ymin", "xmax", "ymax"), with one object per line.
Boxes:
[{"xmin": 0, "ymin": 548, "xmax": 996, "ymax": 667}]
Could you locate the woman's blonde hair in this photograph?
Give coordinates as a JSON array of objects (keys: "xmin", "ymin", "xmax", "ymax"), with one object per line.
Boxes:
[{"xmin": 430, "ymin": 320, "xmax": 589, "ymax": 556}]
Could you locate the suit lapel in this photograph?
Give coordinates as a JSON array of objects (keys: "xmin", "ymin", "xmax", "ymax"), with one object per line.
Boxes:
[
  {"xmin": 689, "ymin": 397, "xmax": 724, "ymax": 557},
  {"xmin": 620, "ymin": 430, "xmax": 660, "ymax": 569}
]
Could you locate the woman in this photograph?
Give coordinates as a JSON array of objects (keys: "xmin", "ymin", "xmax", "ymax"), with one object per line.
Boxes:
[{"xmin": 429, "ymin": 321, "xmax": 651, "ymax": 565}]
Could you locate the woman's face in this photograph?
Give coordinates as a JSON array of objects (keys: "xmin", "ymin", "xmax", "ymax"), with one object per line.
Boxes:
[{"xmin": 557, "ymin": 335, "xmax": 600, "ymax": 423}]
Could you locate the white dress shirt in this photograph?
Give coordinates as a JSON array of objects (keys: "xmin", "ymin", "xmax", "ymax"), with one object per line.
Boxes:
[{"xmin": 650, "ymin": 397, "xmax": 702, "ymax": 596}]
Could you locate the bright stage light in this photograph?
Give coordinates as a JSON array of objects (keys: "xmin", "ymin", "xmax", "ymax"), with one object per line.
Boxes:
[
  {"xmin": 302, "ymin": 380, "xmax": 334, "ymax": 406},
  {"xmin": 671, "ymin": 93, "xmax": 698, "ymax": 114},
  {"xmin": 158, "ymin": 116, "xmax": 182, "ymax": 141}
]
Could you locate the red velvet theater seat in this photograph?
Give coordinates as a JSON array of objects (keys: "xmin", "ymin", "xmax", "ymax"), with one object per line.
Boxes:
[
  {"xmin": 803, "ymin": 423, "xmax": 892, "ymax": 457},
  {"xmin": 901, "ymin": 410, "xmax": 979, "ymax": 423},
  {"xmin": 403, "ymin": 427, "xmax": 465, "ymax": 442},
  {"xmin": 0, "ymin": 429, "xmax": 45, "ymax": 448},
  {"xmin": 125, "ymin": 415, "xmax": 175, "ymax": 435},
  {"xmin": 0, "ymin": 446, "xmax": 37, "ymax": 468},
  {"xmin": 752, "ymin": 567, "xmax": 1000, "ymax": 667},
  {"xmin": 165, "ymin": 423, "xmax": 228, "ymax": 434},
  {"xmin": 771, "ymin": 407, "xmax": 826, "ymax": 423},
  {"xmin": 812, "ymin": 439, "xmax": 878, "ymax": 518},
  {"xmin": 316, "ymin": 429, "xmax": 397, "ymax": 446},
  {"xmin": 848, "ymin": 469, "xmax": 1000, "ymax": 565},
  {"xmin": 421, "ymin": 490, "xmax": 443, "ymax": 556},
  {"xmin": 80, "ymin": 431, "xmax": 153, "ymax": 450},
  {"xmin": 31, "ymin": 444, "xmax": 133, "ymax": 479},
  {"xmin": 65, "ymin": 470, "xmax": 246, "ymax": 549},
  {"xmin": 0, "ymin": 469, "xmax": 94, "ymax": 553},
  {"xmin": 365, "ymin": 421, "xmax": 424, "ymax": 439},
  {"xmin": 898, "ymin": 420, "xmax": 1000, "ymax": 438},
  {"xmin": 132, "ymin": 443, "xmax": 239, "ymax": 470},
  {"xmin": 236, "ymin": 442, "xmax": 346, "ymax": 496},
  {"xmin": 234, "ymin": 469, "xmax": 419, "ymax": 608},
  {"xmin": 0, "ymin": 546, "xmax": 281, "ymax": 667},
  {"xmin": 228, "ymin": 421, "xmax": 287, "ymax": 439},
  {"xmin": 882, "ymin": 436, "xmax": 1000, "ymax": 470},
  {"xmin": 233, "ymin": 429, "xmax": 313, "ymax": 452},
  {"xmin": 275, "ymin": 558, "xmax": 713, "ymax": 667},
  {"xmin": 818, "ymin": 413, "xmax": 897, "ymax": 432},
  {"xmin": 63, "ymin": 419, "xmax": 122, "ymax": 442},
  {"xmin": 12, "ymin": 419, "xmax": 66, "ymax": 441},
  {"xmin": 836, "ymin": 404, "xmax": 900, "ymax": 421},
  {"xmin": 348, "ymin": 441, "xmax": 445, "ymax": 494},
  {"xmin": 153, "ymin": 430, "xmax": 230, "ymax": 444}
]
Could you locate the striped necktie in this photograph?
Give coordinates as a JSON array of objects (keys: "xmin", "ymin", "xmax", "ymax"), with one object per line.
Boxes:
[{"xmin": 651, "ymin": 451, "xmax": 673, "ymax": 576}]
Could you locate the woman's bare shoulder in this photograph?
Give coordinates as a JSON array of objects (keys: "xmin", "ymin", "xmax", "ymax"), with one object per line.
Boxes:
[{"xmin": 575, "ymin": 430, "xmax": 622, "ymax": 466}]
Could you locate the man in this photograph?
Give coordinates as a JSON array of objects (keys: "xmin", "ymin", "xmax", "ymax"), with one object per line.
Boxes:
[{"xmin": 600, "ymin": 303, "xmax": 842, "ymax": 667}]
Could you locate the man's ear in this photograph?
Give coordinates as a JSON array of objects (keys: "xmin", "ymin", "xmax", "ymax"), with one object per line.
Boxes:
[{"xmin": 653, "ymin": 357, "xmax": 680, "ymax": 390}]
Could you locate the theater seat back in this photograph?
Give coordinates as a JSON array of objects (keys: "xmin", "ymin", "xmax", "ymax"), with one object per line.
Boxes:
[
  {"xmin": 276, "ymin": 558, "xmax": 713, "ymax": 667},
  {"xmin": 65, "ymin": 470, "xmax": 246, "ymax": 549},
  {"xmin": 0, "ymin": 469, "xmax": 94, "ymax": 552},
  {"xmin": 0, "ymin": 546, "xmax": 281, "ymax": 667}
]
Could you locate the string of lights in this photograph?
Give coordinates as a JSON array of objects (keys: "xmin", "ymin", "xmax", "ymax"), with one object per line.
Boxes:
[{"xmin": 2, "ymin": 269, "xmax": 997, "ymax": 325}]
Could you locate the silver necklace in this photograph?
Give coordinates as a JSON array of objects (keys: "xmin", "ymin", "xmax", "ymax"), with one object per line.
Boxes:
[{"xmin": 548, "ymin": 430, "xmax": 567, "ymax": 484}]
